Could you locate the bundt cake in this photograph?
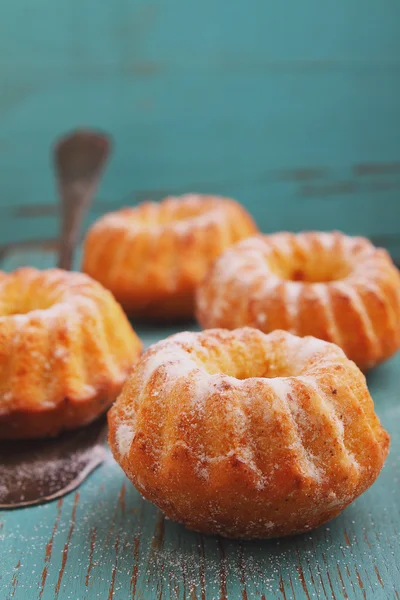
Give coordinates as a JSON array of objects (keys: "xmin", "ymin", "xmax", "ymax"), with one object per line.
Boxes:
[
  {"xmin": 0, "ymin": 267, "xmax": 142, "ymax": 439},
  {"xmin": 82, "ymin": 194, "xmax": 258, "ymax": 320},
  {"xmin": 108, "ymin": 327, "xmax": 389, "ymax": 539},
  {"xmin": 196, "ymin": 231, "xmax": 400, "ymax": 370}
]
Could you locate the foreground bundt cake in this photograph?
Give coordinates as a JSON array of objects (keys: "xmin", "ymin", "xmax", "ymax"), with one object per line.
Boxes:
[
  {"xmin": 82, "ymin": 194, "xmax": 258, "ymax": 320},
  {"xmin": 108, "ymin": 327, "xmax": 389, "ymax": 539},
  {"xmin": 0, "ymin": 268, "xmax": 142, "ymax": 439},
  {"xmin": 196, "ymin": 231, "xmax": 400, "ymax": 370}
]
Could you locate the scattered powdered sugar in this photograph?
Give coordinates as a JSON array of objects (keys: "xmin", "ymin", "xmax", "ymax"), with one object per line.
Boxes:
[{"xmin": 0, "ymin": 419, "xmax": 106, "ymax": 506}]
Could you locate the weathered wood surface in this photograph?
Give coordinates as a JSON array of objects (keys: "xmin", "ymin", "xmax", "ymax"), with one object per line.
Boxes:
[
  {"xmin": 0, "ymin": 247, "xmax": 399, "ymax": 600},
  {"xmin": 1, "ymin": 1, "xmax": 400, "ymax": 251}
]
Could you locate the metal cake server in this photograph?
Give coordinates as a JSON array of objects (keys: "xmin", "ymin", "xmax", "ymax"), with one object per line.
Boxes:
[
  {"xmin": 56, "ymin": 129, "xmax": 111, "ymax": 270},
  {"xmin": 0, "ymin": 129, "xmax": 112, "ymax": 508}
]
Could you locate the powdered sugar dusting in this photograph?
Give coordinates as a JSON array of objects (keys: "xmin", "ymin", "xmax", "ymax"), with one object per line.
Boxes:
[
  {"xmin": 333, "ymin": 281, "xmax": 380, "ymax": 357},
  {"xmin": 316, "ymin": 231, "xmax": 337, "ymax": 252},
  {"xmin": 284, "ymin": 282, "xmax": 301, "ymax": 332},
  {"xmin": 270, "ymin": 232, "xmax": 293, "ymax": 257},
  {"xmin": 116, "ymin": 423, "xmax": 136, "ymax": 457},
  {"xmin": 267, "ymin": 377, "xmax": 294, "ymax": 411},
  {"xmin": 256, "ymin": 311, "xmax": 267, "ymax": 325},
  {"xmin": 294, "ymin": 334, "xmax": 338, "ymax": 369},
  {"xmin": 268, "ymin": 378, "xmax": 323, "ymax": 482},
  {"xmin": 140, "ymin": 347, "xmax": 199, "ymax": 389},
  {"xmin": 87, "ymin": 195, "xmax": 239, "ymax": 237},
  {"xmin": 299, "ymin": 375, "xmax": 360, "ymax": 474},
  {"xmin": 197, "ymin": 237, "xmax": 270, "ymax": 324},
  {"xmin": 312, "ymin": 283, "xmax": 342, "ymax": 346}
]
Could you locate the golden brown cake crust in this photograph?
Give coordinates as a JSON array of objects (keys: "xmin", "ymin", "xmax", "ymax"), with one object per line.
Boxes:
[
  {"xmin": 196, "ymin": 231, "xmax": 400, "ymax": 370},
  {"xmin": 0, "ymin": 268, "xmax": 142, "ymax": 439},
  {"xmin": 82, "ymin": 194, "xmax": 258, "ymax": 319},
  {"xmin": 108, "ymin": 327, "xmax": 389, "ymax": 539}
]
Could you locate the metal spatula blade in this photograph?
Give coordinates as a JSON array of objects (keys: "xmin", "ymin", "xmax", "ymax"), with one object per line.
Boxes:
[
  {"xmin": 0, "ymin": 129, "xmax": 112, "ymax": 508},
  {"xmin": 0, "ymin": 418, "xmax": 107, "ymax": 508}
]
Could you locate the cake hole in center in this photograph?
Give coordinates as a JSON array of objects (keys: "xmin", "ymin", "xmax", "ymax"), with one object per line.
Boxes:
[
  {"xmin": 288, "ymin": 268, "xmax": 347, "ymax": 283},
  {"xmin": 1, "ymin": 297, "xmax": 55, "ymax": 317}
]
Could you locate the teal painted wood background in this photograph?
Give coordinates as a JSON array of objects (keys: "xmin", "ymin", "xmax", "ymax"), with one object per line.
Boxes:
[{"xmin": 1, "ymin": 1, "xmax": 400, "ymax": 255}]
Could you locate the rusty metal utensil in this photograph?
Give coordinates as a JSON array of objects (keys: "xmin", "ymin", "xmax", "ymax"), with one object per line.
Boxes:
[
  {"xmin": 56, "ymin": 129, "xmax": 111, "ymax": 270},
  {"xmin": 0, "ymin": 129, "xmax": 112, "ymax": 509}
]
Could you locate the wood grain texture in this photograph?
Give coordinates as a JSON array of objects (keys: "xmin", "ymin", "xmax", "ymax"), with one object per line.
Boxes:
[
  {"xmin": 0, "ymin": 0, "xmax": 400, "ymax": 249},
  {"xmin": 0, "ymin": 249, "xmax": 399, "ymax": 599}
]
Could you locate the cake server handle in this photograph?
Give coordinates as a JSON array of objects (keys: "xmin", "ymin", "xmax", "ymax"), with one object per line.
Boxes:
[{"xmin": 55, "ymin": 129, "xmax": 111, "ymax": 271}]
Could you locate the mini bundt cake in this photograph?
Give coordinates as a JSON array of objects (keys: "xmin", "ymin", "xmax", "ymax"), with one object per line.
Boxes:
[
  {"xmin": 108, "ymin": 327, "xmax": 389, "ymax": 539},
  {"xmin": 82, "ymin": 194, "xmax": 258, "ymax": 320},
  {"xmin": 0, "ymin": 268, "xmax": 142, "ymax": 439},
  {"xmin": 196, "ymin": 231, "xmax": 400, "ymax": 370}
]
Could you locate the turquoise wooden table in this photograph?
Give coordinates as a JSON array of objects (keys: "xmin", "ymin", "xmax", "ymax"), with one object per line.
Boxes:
[{"xmin": 0, "ymin": 246, "xmax": 399, "ymax": 600}]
